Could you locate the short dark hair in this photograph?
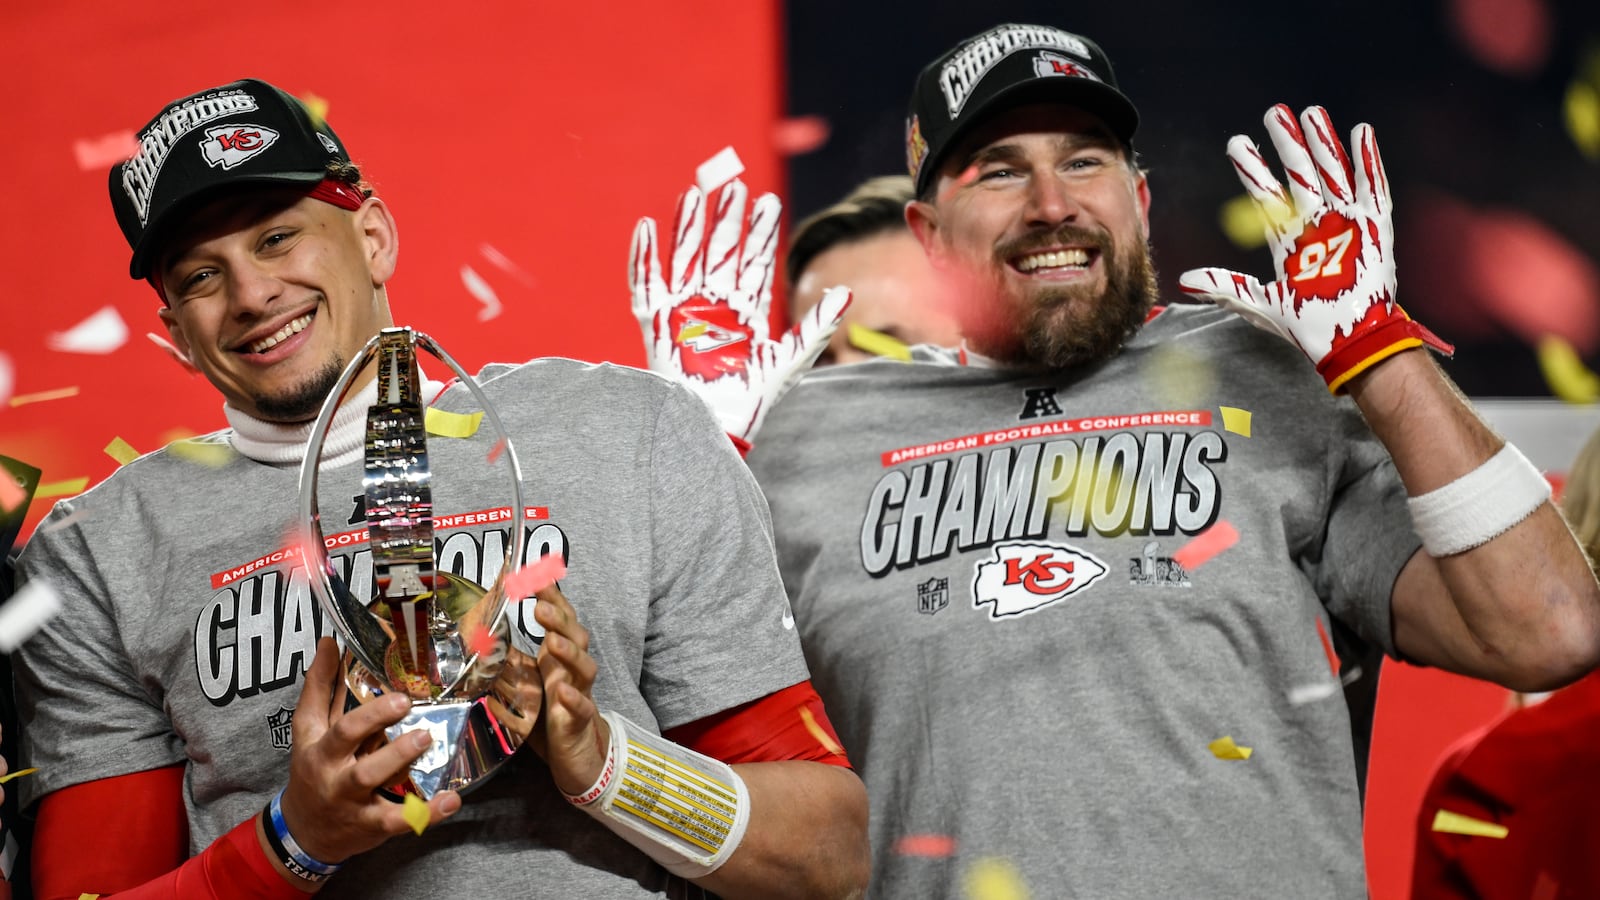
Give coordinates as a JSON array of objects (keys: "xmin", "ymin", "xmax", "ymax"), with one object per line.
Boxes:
[
  {"xmin": 326, "ymin": 159, "xmax": 374, "ymax": 199},
  {"xmin": 786, "ymin": 175, "xmax": 916, "ymax": 290}
]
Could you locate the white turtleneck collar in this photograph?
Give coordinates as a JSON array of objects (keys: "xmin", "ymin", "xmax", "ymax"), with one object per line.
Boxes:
[{"xmin": 224, "ymin": 376, "xmax": 446, "ymax": 468}]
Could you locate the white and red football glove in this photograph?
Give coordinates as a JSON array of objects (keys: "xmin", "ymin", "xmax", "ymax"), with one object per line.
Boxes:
[
  {"xmin": 630, "ymin": 178, "xmax": 850, "ymax": 452},
  {"xmin": 1177, "ymin": 104, "xmax": 1451, "ymax": 392}
]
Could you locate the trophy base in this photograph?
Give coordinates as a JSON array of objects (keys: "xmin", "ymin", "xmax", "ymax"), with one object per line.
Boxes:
[{"xmin": 382, "ymin": 697, "xmax": 524, "ymax": 799}]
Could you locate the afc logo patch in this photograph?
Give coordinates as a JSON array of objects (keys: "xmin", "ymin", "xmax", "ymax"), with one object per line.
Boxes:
[
  {"xmin": 971, "ymin": 540, "xmax": 1108, "ymax": 620},
  {"xmin": 267, "ymin": 706, "xmax": 295, "ymax": 751},
  {"xmin": 1018, "ymin": 387, "xmax": 1062, "ymax": 420},
  {"xmin": 917, "ymin": 577, "xmax": 949, "ymax": 615}
]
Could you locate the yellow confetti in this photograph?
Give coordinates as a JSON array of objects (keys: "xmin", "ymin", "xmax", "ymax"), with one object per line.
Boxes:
[
  {"xmin": 301, "ymin": 93, "xmax": 330, "ymax": 129},
  {"xmin": 799, "ymin": 706, "xmax": 846, "ymax": 756},
  {"xmin": 1219, "ymin": 406, "xmax": 1253, "ymax": 437},
  {"xmin": 1208, "ymin": 735, "xmax": 1253, "ymax": 760},
  {"xmin": 1219, "ymin": 192, "xmax": 1294, "ymax": 250},
  {"xmin": 104, "ymin": 436, "xmax": 139, "ymax": 466},
  {"xmin": 0, "ymin": 767, "xmax": 37, "ymax": 784},
  {"xmin": 1567, "ymin": 80, "xmax": 1600, "ymax": 161},
  {"xmin": 847, "ymin": 324, "xmax": 912, "ymax": 361},
  {"xmin": 1431, "ymin": 809, "xmax": 1508, "ymax": 839},
  {"xmin": 402, "ymin": 791, "xmax": 431, "ymax": 836},
  {"xmin": 9, "ymin": 386, "xmax": 80, "ymax": 407},
  {"xmin": 963, "ymin": 857, "xmax": 1030, "ymax": 900},
  {"xmin": 1145, "ymin": 343, "xmax": 1215, "ymax": 407},
  {"xmin": 677, "ymin": 322, "xmax": 709, "ymax": 343},
  {"xmin": 79, "ymin": 894, "xmax": 101, "ymax": 900},
  {"xmin": 424, "ymin": 407, "xmax": 483, "ymax": 439},
  {"xmin": 168, "ymin": 438, "xmax": 235, "ymax": 467},
  {"xmin": 1535, "ymin": 335, "xmax": 1600, "ymax": 403},
  {"xmin": 36, "ymin": 478, "xmax": 90, "ymax": 499}
]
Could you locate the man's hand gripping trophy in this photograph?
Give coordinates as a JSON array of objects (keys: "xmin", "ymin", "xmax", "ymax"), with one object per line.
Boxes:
[
  {"xmin": 630, "ymin": 178, "xmax": 851, "ymax": 452},
  {"xmin": 1178, "ymin": 104, "xmax": 1452, "ymax": 392}
]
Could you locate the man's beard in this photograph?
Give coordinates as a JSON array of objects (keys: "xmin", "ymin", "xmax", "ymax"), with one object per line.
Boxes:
[
  {"xmin": 252, "ymin": 356, "xmax": 345, "ymax": 421},
  {"xmin": 984, "ymin": 224, "xmax": 1160, "ymax": 369}
]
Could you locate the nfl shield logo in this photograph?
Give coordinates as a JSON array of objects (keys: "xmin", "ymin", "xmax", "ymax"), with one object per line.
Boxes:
[
  {"xmin": 267, "ymin": 707, "xmax": 295, "ymax": 751},
  {"xmin": 917, "ymin": 577, "xmax": 949, "ymax": 615}
]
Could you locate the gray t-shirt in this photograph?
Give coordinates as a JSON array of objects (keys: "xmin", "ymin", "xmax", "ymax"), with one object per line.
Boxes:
[
  {"xmin": 747, "ymin": 305, "xmax": 1422, "ymax": 899},
  {"xmin": 16, "ymin": 358, "xmax": 809, "ymax": 898}
]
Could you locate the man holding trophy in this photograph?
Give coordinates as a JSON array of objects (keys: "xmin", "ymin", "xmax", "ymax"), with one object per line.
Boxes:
[{"xmin": 11, "ymin": 79, "xmax": 868, "ymax": 898}]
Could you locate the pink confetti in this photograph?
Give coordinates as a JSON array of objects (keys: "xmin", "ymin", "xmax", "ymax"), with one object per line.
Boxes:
[
  {"xmin": 73, "ymin": 130, "xmax": 140, "ymax": 171},
  {"xmin": 0, "ymin": 351, "xmax": 12, "ymax": 406},
  {"xmin": 466, "ymin": 624, "xmax": 498, "ymax": 658},
  {"xmin": 487, "ymin": 437, "xmax": 508, "ymax": 464},
  {"xmin": 893, "ymin": 834, "xmax": 958, "ymax": 857},
  {"xmin": 1171, "ymin": 521, "xmax": 1239, "ymax": 571},
  {"xmin": 772, "ymin": 116, "xmax": 830, "ymax": 156},
  {"xmin": 147, "ymin": 332, "xmax": 199, "ymax": 375},
  {"xmin": 503, "ymin": 554, "xmax": 567, "ymax": 600},
  {"xmin": 0, "ymin": 473, "xmax": 25, "ymax": 515}
]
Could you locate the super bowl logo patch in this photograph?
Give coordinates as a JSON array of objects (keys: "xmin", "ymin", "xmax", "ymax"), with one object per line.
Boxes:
[
  {"xmin": 971, "ymin": 541, "xmax": 1108, "ymax": 620},
  {"xmin": 1033, "ymin": 51, "xmax": 1101, "ymax": 83},
  {"xmin": 1129, "ymin": 541, "xmax": 1191, "ymax": 587},
  {"xmin": 201, "ymin": 122, "xmax": 280, "ymax": 170},
  {"xmin": 917, "ymin": 577, "xmax": 949, "ymax": 615},
  {"xmin": 267, "ymin": 706, "xmax": 295, "ymax": 751}
]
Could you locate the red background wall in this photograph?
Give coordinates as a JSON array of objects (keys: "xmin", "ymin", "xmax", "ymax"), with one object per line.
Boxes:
[{"xmin": 0, "ymin": 4, "xmax": 1537, "ymax": 897}]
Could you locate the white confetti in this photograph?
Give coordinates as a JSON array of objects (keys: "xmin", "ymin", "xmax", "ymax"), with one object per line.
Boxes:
[
  {"xmin": 695, "ymin": 146, "xmax": 745, "ymax": 193},
  {"xmin": 1287, "ymin": 680, "xmax": 1340, "ymax": 706},
  {"xmin": 461, "ymin": 265, "xmax": 502, "ymax": 322},
  {"xmin": 35, "ymin": 507, "xmax": 89, "ymax": 535},
  {"xmin": 479, "ymin": 243, "xmax": 536, "ymax": 288},
  {"xmin": 0, "ymin": 352, "xmax": 12, "ymax": 406},
  {"xmin": 48, "ymin": 305, "xmax": 129, "ymax": 354},
  {"xmin": 0, "ymin": 580, "xmax": 64, "ymax": 652}
]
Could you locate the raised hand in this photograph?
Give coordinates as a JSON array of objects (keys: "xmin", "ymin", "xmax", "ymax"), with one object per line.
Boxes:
[
  {"xmin": 630, "ymin": 178, "xmax": 850, "ymax": 448},
  {"xmin": 279, "ymin": 637, "xmax": 460, "ymax": 864},
  {"xmin": 527, "ymin": 581, "xmax": 608, "ymax": 796},
  {"xmin": 1177, "ymin": 104, "xmax": 1451, "ymax": 392}
]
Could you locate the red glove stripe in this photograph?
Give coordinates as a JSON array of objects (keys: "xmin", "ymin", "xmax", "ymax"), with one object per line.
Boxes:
[{"xmin": 1317, "ymin": 316, "xmax": 1455, "ymax": 393}]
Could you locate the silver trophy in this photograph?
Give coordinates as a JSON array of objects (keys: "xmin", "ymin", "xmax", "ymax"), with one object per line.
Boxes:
[{"xmin": 296, "ymin": 327, "xmax": 535, "ymax": 799}]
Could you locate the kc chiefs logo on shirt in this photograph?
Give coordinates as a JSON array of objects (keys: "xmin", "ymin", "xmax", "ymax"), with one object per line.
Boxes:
[{"xmin": 971, "ymin": 540, "xmax": 1109, "ymax": 619}]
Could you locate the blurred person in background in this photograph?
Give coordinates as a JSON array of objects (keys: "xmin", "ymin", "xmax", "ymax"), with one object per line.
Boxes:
[
  {"xmin": 786, "ymin": 175, "xmax": 961, "ymax": 365},
  {"xmin": 1410, "ymin": 422, "xmax": 1600, "ymax": 899}
]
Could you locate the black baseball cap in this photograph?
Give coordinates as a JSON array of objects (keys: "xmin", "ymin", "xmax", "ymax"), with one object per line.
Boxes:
[
  {"xmin": 111, "ymin": 78, "xmax": 352, "ymax": 280},
  {"xmin": 906, "ymin": 24, "xmax": 1139, "ymax": 196}
]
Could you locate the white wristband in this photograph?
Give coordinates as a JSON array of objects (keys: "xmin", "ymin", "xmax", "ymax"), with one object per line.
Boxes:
[
  {"xmin": 564, "ymin": 710, "xmax": 750, "ymax": 879},
  {"xmin": 1406, "ymin": 443, "xmax": 1550, "ymax": 557}
]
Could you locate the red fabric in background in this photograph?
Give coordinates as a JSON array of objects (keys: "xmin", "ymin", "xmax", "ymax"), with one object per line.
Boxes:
[
  {"xmin": 0, "ymin": 0, "xmax": 786, "ymax": 541},
  {"xmin": 1408, "ymin": 671, "xmax": 1600, "ymax": 899}
]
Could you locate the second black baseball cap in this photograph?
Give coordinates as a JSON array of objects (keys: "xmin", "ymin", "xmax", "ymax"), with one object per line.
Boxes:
[
  {"xmin": 906, "ymin": 24, "xmax": 1139, "ymax": 196},
  {"xmin": 110, "ymin": 78, "xmax": 352, "ymax": 280}
]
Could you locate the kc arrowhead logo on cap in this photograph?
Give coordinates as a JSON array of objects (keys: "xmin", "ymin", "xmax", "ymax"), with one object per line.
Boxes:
[{"xmin": 201, "ymin": 123, "xmax": 281, "ymax": 170}]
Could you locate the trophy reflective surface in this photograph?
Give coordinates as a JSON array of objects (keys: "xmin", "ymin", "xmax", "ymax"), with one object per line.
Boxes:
[{"xmin": 297, "ymin": 327, "xmax": 534, "ymax": 798}]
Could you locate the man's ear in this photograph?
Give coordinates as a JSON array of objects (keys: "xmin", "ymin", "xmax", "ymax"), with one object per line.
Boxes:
[
  {"xmin": 905, "ymin": 199, "xmax": 945, "ymax": 266},
  {"xmin": 156, "ymin": 306, "xmax": 195, "ymax": 365},
  {"xmin": 1134, "ymin": 169, "xmax": 1152, "ymax": 235},
  {"xmin": 355, "ymin": 197, "xmax": 399, "ymax": 286}
]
